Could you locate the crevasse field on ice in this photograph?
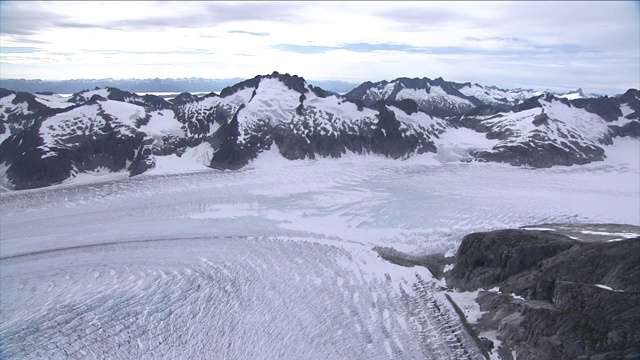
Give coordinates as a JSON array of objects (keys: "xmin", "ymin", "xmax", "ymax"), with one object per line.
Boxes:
[{"xmin": 1, "ymin": 139, "xmax": 638, "ymax": 359}]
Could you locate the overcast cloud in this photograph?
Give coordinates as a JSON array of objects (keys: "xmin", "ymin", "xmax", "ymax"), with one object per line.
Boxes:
[{"xmin": 0, "ymin": 1, "xmax": 638, "ymax": 94}]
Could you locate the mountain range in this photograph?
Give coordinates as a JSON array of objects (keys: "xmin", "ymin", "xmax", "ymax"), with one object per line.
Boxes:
[
  {"xmin": 0, "ymin": 78, "xmax": 361, "ymax": 96},
  {"xmin": 1, "ymin": 71, "xmax": 638, "ymax": 190}
]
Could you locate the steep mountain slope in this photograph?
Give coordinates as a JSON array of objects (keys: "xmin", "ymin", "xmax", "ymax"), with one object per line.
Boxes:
[
  {"xmin": 0, "ymin": 89, "xmax": 69, "ymax": 145},
  {"xmin": 451, "ymin": 92, "xmax": 639, "ymax": 167},
  {"xmin": 0, "ymin": 73, "xmax": 638, "ymax": 190},
  {"xmin": 206, "ymin": 73, "xmax": 447, "ymax": 169},
  {"xmin": 345, "ymin": 77, "xmax": 483, "ymax": 118},
  {"xmin": 0, "ymin": 96, "xmax": 155, "ymax": 189}
]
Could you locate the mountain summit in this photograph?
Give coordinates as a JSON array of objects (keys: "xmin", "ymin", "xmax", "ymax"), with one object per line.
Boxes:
[{"xmin": 1, "ymin": 73, "xmax": 638, "ymax": 190}]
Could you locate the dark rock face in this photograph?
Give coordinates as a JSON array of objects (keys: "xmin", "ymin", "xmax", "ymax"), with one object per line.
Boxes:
[
  {"xmin": 141, "ymin": 94, "xmax": 172, "ymax": 110},
  {"xmin": 271, "ymin": 71, "xmax": 308, "ymax": 94},
  {"xmin": 170, "ymin": 92, "xmax": 201, "ymax": 106},
  {"xmin": 572, "ymin": 96, "xmax": 623, "ymax": 122},
  {"xmin": 373, "ymin": 246, "xmax": 453, "ymax": 279},
  {"xmin": 0, "ymin": 94, "xmax": 155, "ymax": 189},
  {"xmin": 309, "ymin": 85, "xmax": 331, "ymax": 98},
  {"xmin": 220, "ymin": 76, "xmax": 262, "ymax": 98},
  {"xmin": 446, "ymin": 228, "xmax": 640, "ymax": 360},
  {"xmin": 389, "ymin": 98, "xmax": 419, "ymax": 115},
  {"xmin": 531, "ymin": 112, "xmax": 549, "ymax": 126},
  {"xmin": 217, "ymin": 101, "xmax": 439, "ymax": 166},
  {"xmin": 494, "ymin": 279, "xmax": 640, "ymax": 360},
  {"xmin": 343, "ymin": 80, "xmax": 380, "ymax": 105},
  {"xmin": 461, "ymin": 104, "xmax": 504, "ymax": 117},
  {"xmin": 472, "ymin": 141, "xmax": 607, "ymax": 168},
  {"xmin": 1, "ymin": 126, "xmax": 149, "ymax": 190},
  {"xmin": 218, "ymin": 72, "xmax": 308, "ymax": 98},
  {"xmin": 273, "ymin": 120, "xmax": 346, "ymax": 160},
  {"xmin": 501, "ymin": 236, "xmax": 640, "ymax": 300},
  {"xmin": 369, "ymin": 102, "xmax": 436, "ymax": 158},
  {"xmin": 0, "ymin": 124, "xmax": 73, "ymax": 190},
  {"xmin": 209, "ymin": 106, "xmax": 255, "ymax": 170},
  {"xmin": 451, "ymin": 92, "xmax": 619, "ymax": 168},
  {"xmin": 619, "ymin": 89, "xmax": 640, "ymax": 120},
  {"xmin": 447, "ymin": 230, "xmax": 579, "ymax": 292},
  {"xmin": 609, "ymin": 120, "xmax": 640, "ymax": 137},
  {"xmin": 513, "ymin": 96, "xmax": 543, "ymax": 112},
  {"xmin": 0, "ymin": 89, "xmax": 65, "ymax": 138}
]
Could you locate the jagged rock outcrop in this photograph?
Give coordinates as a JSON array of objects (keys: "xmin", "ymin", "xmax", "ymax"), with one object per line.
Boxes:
[
  {"xmin": 445, "ymin": 226, "xmax": 640, "ymax": 360},
  {"xmin": 170, "ymin": 92, "xmax": 202, "ymax": 106},
  {"xmin": 446, "ymin": 230, "xmax": 580, "ymax": 292}
]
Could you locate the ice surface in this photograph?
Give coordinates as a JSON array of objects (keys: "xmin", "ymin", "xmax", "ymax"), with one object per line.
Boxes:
[
  {"xmin": 579, "ymin": 230, "xmax": 639, "ymax": 238},
  {"xmin": 542, "ymin": 99, "xmax": 610, "ymax": 143},
  {"xmin": 146, "ymin": 143, "xmax": 214, "ymax": 176},
  {"xmin": 99, "ymin": 99, "xmax": 146, "ymax": 130},
  {"xmin": 76, "ymin": 88, "xmax": 111, "ymax": 101},
  {"xmin": 39, "ymin": 103, "xmax": 106, "ymax": 156},
  {"xmin": 237, "ymin": 78, "xmax": 301, "ymax": 128},
  {"xmin": 139, "ymin": 110, "xmax": 185, "ymax": 140},
  {"xmin": 1, "ymin": 139, "xmax": 638, "ymax": 359},
  {"xmin": 432, "ymin": 127, "xmax": 499, "ymax": 163},
  {"xmin": 594, "ymin": 284, "xmax": 624, "ymax": 292},
  {"xmin": 33, "ymin": 93, "xmax": 74, "ymax": 109}
]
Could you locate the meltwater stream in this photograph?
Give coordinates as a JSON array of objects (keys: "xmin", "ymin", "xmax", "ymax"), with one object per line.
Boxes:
[{"xmin": 1, "ymin": 155, "xmax": 638, "ymax": 359}]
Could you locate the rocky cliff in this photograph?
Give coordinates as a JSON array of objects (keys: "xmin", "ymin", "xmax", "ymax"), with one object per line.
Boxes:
[{"xmin": 445, "ymin": 224, "xmax": 640, "ymax": 360}]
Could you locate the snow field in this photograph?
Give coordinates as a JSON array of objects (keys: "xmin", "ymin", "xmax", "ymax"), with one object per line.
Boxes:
[
  {"xmin": 0, "ymin": 139, "xmax": 638, "ymax": 359},
  {"xmin": 0, "ymin": 237, "xmax": 481, "ymax": 359}
]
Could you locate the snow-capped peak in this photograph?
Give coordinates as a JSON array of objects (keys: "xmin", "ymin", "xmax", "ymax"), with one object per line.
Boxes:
[{"xmin": 559, "ymin": 88, "xmax": 586, "ymax": 100}]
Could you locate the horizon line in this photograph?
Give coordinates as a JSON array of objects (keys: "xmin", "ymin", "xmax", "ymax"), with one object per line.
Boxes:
[{"xmin": 1, "ymin": 75, "xmax": 635, "ymax": 96}]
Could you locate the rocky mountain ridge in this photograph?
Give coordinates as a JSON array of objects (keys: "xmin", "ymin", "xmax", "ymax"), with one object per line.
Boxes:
[{"xmin": 1, "ymin": 72, "xmax": 638, "ymax": 190}]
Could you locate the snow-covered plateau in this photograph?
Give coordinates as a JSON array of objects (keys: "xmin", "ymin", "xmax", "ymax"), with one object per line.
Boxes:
[{"xmin": 1, "ymin": 136, "xmax": 638, "ymax": 359}]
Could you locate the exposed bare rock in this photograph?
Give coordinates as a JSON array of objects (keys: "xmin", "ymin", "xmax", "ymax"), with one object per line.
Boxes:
[{"xmin": 444, "ymin": 225, "xmax": 640, "ymax": 360}]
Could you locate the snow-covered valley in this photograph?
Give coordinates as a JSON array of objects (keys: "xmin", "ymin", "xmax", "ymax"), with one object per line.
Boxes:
[{"xmin": 1, "ymin": 138, "xmax": 638, "ymax": 359}]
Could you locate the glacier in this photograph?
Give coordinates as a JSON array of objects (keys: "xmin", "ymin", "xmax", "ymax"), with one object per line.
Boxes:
[{"xmin": 0, "ymin": 137, "xmax": 638, "ymax": 359}]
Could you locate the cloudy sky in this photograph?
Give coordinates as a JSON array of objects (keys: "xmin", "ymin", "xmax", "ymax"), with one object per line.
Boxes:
[{"xmin": 0, "ymin": 1, "xmax": 638, "ymax": 94}]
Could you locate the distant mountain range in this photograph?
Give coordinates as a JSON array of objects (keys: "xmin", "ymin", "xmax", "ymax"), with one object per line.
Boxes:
[
  {"xmin": 0, "ymin": 78, "xmax": 361, "ymax": 95},
  {"xmin": 1, "ymin": 72, "xmax": 638, "ymax": 190},
  {"xmin": 0, "ymin": 77, "xmax": 602, "ymax": 99}
]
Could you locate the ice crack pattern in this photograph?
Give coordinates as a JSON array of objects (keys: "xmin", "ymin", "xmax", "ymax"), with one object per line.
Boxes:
[
  {"xmin": 1, "ymin": 156, "xmax": 638, "ymax": 359},
  {"xmin": 1, "ymin": 238, "xmax": 481, "ymax": 359}
]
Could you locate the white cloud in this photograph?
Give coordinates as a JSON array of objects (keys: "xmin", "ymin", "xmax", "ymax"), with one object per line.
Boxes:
[{"xmin": 0, "ymin": 1, "xmax": 638, "ymax": 94}]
